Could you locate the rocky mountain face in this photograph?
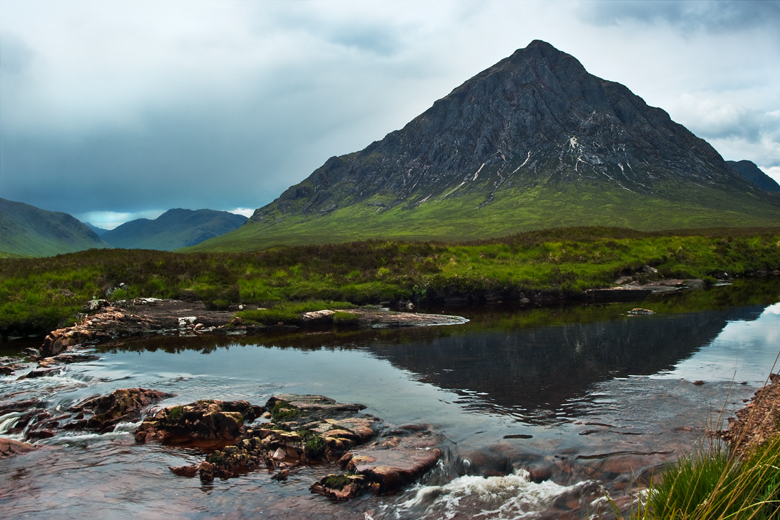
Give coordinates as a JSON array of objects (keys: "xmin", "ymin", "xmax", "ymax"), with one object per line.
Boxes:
[
  {"xmin": 251, "ymin": 40, "xmax": 761, "ymax": 222},
  {"xmin": 101, "ymin": 209, "xmax": 247, "ymax": 251},
  {"xmin": 0, "ymin": 198, "xmax": 109, "ymax": 257},
  {"xmin": 727, "ymin": 160, "xmax": 780, "ymax": 192}
]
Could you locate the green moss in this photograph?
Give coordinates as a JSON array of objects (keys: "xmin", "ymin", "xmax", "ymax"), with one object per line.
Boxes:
[
  {"xmin": 168, "ymin": 405, "xmax": 183, "ymax": 422},
  {"xmin": 270, "ymin": 401, "xmax": 299, "ymax": 422},
  {"xmin": 205, "ymin": 451, "xmax": 225, "ymax": 465},
  {"xmin": 298, "ymin": 429, "xmax": 325, "ymax": 458},
  {"xmin": 322, "ymin": 474, "xmax": 354, "ymax": 490}
]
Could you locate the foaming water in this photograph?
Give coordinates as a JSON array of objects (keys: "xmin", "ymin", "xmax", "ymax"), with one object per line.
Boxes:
[{"xmin": 2, "ymin": 283, "xmax": 780, "ymax": 518}]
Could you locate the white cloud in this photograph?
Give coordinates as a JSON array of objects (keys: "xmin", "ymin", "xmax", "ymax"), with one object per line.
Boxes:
[
  {"xmin": 764, "ymin": 166, "xmax": 780, "ymax": 184},
  {"xmin": 76, "ymin": 209, "xmax": 165, "ymax": 230},
  {"xmin": 227, "ymin": 207, "xmax": 255, "ymax": 218}
]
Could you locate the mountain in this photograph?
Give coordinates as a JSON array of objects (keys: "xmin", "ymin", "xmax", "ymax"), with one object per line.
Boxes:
[
  {"xmin": 101, "ymin": 208, "xmax": 247, "ymax": 250},
  {"xmin": 726, "ymin": 160, "xmax": 780, "ymax": 192},
  {"xmin": 85, "ymin": 222, "xmax": 109, "ymax": 236},
  {"xmin": 189, "ymin": 40, "xmax": 780, "ymax": 252},
  {"xmin": 0, "ymin": 198, "xmax": 110, "ymax": 257}
]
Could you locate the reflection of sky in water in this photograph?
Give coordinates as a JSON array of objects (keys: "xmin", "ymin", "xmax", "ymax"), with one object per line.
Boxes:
[{"xmin": 656, "ymin": 303, "xmax": 780, "ymax": 383}]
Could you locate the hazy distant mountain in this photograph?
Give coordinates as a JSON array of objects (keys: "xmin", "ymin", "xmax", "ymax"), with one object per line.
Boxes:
[
  {"xmin": 191, "ymin": 40, "xmax": 780, "ymax": 252},
  {"xmin": 726, "ymin": 160, "xmax": 780, "ymax": 192},
  {"xmin": 0, "ymin": 198, "xmax": 110, "ymax": 257},
  {"xmin": 85, "ymin": 222, "xmax": 109, "ymax": 236},
  {"xmin": 101, "ymin": 208, "xmax": 247, "ymax": 250}
]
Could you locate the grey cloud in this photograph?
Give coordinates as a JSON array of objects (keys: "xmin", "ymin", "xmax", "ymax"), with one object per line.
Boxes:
[
  {"xmin": 688, "ymin": 109, "xmax": 775, "ymax": 143},
  {"xmin": 0, "ymin": 32, "xmax": 35, "ymax": 75},
  {"xmin": 577, "ymin": 0, "xmax": 780, "ymax": 32},
  {"xmin": 256, "ymin": 6, "xmax": 406, "ymax": 57}
]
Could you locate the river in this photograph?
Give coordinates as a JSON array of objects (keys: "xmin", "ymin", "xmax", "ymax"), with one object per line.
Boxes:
[{"xmin": 2, "ymin": 280, "xmax": 780, "ymax": 518}]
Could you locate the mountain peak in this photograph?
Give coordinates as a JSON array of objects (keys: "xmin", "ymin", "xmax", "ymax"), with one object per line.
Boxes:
[{"xmin": 192, "ymin": 42, "xmax": 780, "ymax": 250}]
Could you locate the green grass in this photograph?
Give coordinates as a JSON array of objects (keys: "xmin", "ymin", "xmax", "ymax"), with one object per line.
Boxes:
[
  {"xmin": 4, "ymin": 227, "xmax": 780, "ymax": 336},
  {"xmin": 236, "ymin": 301, "xmax": 356, "ymax": 326},
  {"xmin": 617, "ymin": 436, "xmax": 780, "ymax": 519}
]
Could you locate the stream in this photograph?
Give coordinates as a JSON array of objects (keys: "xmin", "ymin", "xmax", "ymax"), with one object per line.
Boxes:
[{"xmin": 2, "ymin": 280, "xmax": 780, "ymax": 518}]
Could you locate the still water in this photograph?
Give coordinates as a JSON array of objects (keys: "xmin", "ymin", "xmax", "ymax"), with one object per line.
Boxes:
[{"xmin": 2, "ymin": 281, "xmax": 780, "ymax": 518}]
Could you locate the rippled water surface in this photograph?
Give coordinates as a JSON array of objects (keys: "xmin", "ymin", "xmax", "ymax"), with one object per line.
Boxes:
[{"xmin": 3, "ymin": 281, "xmax": 780, "ymax": 518}]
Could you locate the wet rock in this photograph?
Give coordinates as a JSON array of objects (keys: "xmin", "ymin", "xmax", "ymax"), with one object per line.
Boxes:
[
  {"xmin": 271, "ymin": 468, "xmax": 289, "ymax": 481},
  {"xmin": 338, "ymin": 425, "xmax": 443, "ymax": 494},
  {"xmin": 0, "ymin": 437, "xmax": 35, "ymax": 458},
  {"xmin": 135, "ymin": 399, "xmax": 263, "ymax": 443},
  {"xmin": 628, "ymin": 308, "xmax": 654, "ymax": 315},
  {"xmin": 170, "ymin": 465, "xmax": 199, "ymax": 477},
  {"xmin": 0, "ymin": 363, "xmax": 25, "ymax": 375},
  {"xmin": 311, "ymin": 474, "xmax": 367, "ymax": 501},
  {"xmin": 26, "ymin": 429, "xmax": 56, "ymax": 440},
  {"xmin": 17, "ymin": 367, "xmax": 61, "ymax": 380},
  {"xmin": 163, "ymin": 394, "xmax": 442, "ymax": 497},
  {"xmin": 71, "ymin": 388, "xmax": 174, "ymax": 433},
  {"xmin": 52, "ymin": 353, "xmax": 100, "ymax": 364}
]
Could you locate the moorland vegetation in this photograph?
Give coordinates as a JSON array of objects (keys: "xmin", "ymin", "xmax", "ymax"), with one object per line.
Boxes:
[{"xmin": 4, "ymin": 226, "xmax": 780, "ymax": 337}]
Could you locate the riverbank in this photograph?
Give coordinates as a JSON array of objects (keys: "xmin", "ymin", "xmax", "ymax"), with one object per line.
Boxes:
[{"xmin": 3, "ymin": 227, "xmax": 780, "ymax": 338}]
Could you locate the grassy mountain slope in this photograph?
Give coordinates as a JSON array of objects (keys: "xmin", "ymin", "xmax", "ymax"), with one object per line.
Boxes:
[
  {"xmin": 0, "ymin": 198, "xmax": 109, "ymax": 257},
  {"xmin": 102, "ymin": 208, "xmax": 247, "ymax": 251},
  {"xmin": 187, "ymin": 182, "xmax": 780, "ymax": 252}
]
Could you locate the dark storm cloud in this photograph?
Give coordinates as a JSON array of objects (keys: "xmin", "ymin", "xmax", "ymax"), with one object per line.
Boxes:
[
  {"xmin": 578, "ymin": 0, "xmax": 780, "ymax": 32},
  {"xmin": 1, "ymin": 0, "xmax": 779, "ymax": 224}
]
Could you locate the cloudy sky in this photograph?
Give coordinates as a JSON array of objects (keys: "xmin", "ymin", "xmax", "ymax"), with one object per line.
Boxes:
[{"xmin": 1, "ymin": 0, "xmax": 779, "ymax": 229}]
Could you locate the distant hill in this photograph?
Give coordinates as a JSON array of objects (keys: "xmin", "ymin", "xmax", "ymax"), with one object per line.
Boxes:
[
  {"xmin": 85, "ymin": 222, "xmax": 109, "ymax": 236},
  {"xmin": 0, "ymin": 198, "xmax": 110, "ymax": 257},
  {"xmin": 101, "ymin": 209, "xmax": 247, "ymax": 250},
  {"xmin": 189, "ymin": 40, "xmax": 780, "ymax": 252},
  {"xmin": 726, "ymin": 160, "xmax": 780, "ymax": 192}
]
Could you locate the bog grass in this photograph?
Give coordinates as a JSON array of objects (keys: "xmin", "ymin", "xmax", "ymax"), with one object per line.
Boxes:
[
  {"xmin": 4, "ymin": 226, "xmax": 780, "ymax": 336},
  {"xmin": 614, "ymin": 435, "xmax": 780, "ymax": 519}
]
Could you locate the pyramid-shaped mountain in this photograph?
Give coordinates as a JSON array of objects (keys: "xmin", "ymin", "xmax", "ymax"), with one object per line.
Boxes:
[{"xmin": 192, "ymin": 40, "xmax": 780, "ymax": 251}]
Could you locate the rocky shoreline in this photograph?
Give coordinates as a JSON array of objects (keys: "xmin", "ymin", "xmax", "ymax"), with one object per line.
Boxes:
[{"xmin": 5, "ymin": 297, "xmax": 467, "ymax": 363}]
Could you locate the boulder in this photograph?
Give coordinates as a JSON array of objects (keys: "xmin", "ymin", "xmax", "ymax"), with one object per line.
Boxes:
[
  {"xmin": 70, "ymin": 388, "xmax": 174, "ymax": 433},
  {"xmin": 135, "ymin": 399, "xmax": 263, "ymax": 443}
]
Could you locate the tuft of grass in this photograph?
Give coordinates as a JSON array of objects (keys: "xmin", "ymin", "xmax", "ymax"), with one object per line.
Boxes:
[
  {"xmin": 237, "ymin": 301, "xmax": 356, "ymax": 326},
  {"xmin": 616, "ymin": 436, "xmax": 780, "ymax": 519},
  {"xmin": 332, "ymin": 311, "xmax": 359, "ymax": 327}
]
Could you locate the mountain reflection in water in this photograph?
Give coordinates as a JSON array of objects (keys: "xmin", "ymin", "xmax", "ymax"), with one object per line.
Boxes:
[{"xmin": 0, "ymin": 280, "xmax": 772, "ymax": 518}]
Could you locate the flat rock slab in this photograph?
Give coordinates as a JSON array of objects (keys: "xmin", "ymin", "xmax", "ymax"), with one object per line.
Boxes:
[
  {"xmin": 0, "ymin": 437, "xmax": 34, "ymax": 458},
  {"xmin": 340, "ymin": 426, "xmax": 443, "ymax": 493}
]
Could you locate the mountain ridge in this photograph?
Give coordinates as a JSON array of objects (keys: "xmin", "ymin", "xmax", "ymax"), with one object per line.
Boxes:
[
  {"xmin": 0, "ymin": 198, "xmax": 110, "ymax": 257},
  {"xmin": 102, "ymin": 208, "xmax": 247, "ymax": 250},
  {"xmin": 726, "ymin": 160, "xmax": 780, "ymax": 192}
]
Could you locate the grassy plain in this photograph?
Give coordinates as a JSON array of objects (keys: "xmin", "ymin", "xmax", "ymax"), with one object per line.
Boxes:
[{"xmin": 4, "ymin": 226, "xmax": 780, "ymax": 336}]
